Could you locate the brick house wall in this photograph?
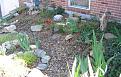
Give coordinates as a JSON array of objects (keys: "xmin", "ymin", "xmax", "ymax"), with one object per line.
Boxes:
[{"xmin": 42, "ymin": 0, "xmax": 121, "ymax": 20}]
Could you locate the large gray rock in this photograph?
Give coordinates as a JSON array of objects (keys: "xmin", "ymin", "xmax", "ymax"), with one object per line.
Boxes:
[
  {"xmin": 34, "ymin": 49, "xmax": 46, "ymax": 58},
  {"xmin": 3, "ymin": 25, "xmax": 16, "ymax": 32},
  {"xmin": 53, "ymin": 15, "xmax": 63, "ymax": 22},
  {"xmin": 104, "ymin": 33, "xmax": 117, "ymax": 39},
  {"xmin": 41, "ymin": 55, "xmax": 51, "ymax": 63},
  {"xmin": 31, "ymin": 25, "xmax": 43, "ymax": 32},
  {"xmin": 27, "ymin": 68, "xmax": 45, "ymax": 77},
  {"xmin": 36, "ymin": 63, "xmax": 48, "ymax": 70},
  {"xmin": 2, "ymin": 40, "xmax": 19, "ymax": 50}
]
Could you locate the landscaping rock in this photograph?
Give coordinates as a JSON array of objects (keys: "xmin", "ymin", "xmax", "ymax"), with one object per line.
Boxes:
[
  {"xmin": 36, "ymin": 63, "xmax": 48, "ymax": 70},
  {"xmin": 65, "ymin": 34, "xmax": 73, "ymax": 41},
  {"xmin": 31, "ymin": 25, "xmax": 43, "ymax": 32},
  {"xmin": 0, "ymin": 45, "xmax": 6, "ymax": 52},
  {"xmin": 30, "ymin": 45, "xmax": 37, "ymax": 50},
  {"xmin": 2, "ymin": 40, "xmax": 18, "ymax": 50},
  {"xmin": 34, "ymin": 49, "xmax": 46, "ymax": 58},
  {"xmin": 41, "ymin": 55, "xmax": 51, "ymax": 63},
  {"xmin": 3, "ymin": 25, "xmax": 16, "ymax": 32},
  {"xmin": 0, "ymin": 55, "xmax": 30, "ymax": 77},
  {"xmin": 104, "ymin": 33, "xmax": 117, "ymax": 39},
  {"xmin": 2, "ymin": 41, "xmax": 12, "ymax": 50},
  {"xmin": 27, "ymin": 68, "xmax": 46, "ymax": 77},
  {"xmin": 53, "ymin": 15, "xmax": 63, "ymax": 22}
]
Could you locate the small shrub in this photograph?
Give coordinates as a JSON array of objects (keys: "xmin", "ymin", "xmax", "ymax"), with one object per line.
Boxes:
[
  {"xmin": 40, "ymin": 8, "xmax": 55, "ymax": 18},
  {"xmin": 17, "ymin": 52, "xmax": 38, "ymax": 67},
  {"xmin": 66, "ymin": 18, "xmax": 79, "ymax": 33},
  {"xmin": 106, "ymin": 21, "xmax": 121, "ymax": 35},
  {"xmin": 78, "ymin": 21, "xmax": 101, "ymax": 44},
  {"xmin": 0, "ymin": 33, "xmax": 17, "ymax": 44},
  {"xmin": 17, "ymin": 33, "xmax": 30, "ymax": 51}
]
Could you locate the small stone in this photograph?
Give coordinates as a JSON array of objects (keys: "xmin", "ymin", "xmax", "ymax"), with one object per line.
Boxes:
[
  {"xmin": 53, "ymin": 15, "xmax": 63, "ymax": 22},
  {"xmin": 31, "ymin": 25, "xmax": 43, "ymax": 32},
  {"xmin": 3, "ymin": 25, "xmax": 16, "ymax": 32},
  {"xmin": 104, "ymin": 33, "xmax": 117, "ymax": 39},
  {"xmin": 27, "ymin": 68, "xmax": 45, "ymax": 77},
  {"xmin": 36, "ymin": 63, "xmax": 48, "ymax": 70},
  {"xmin": 17, "ymin": 52, "xmax": 24, "ymax": 55},
  {"xmin": 34, "ymin": 49, "xmax": 46, "ymax": 58},
  {"xmin": 30, "ymin": 45, "xmax": 37, "ymax": 50},
  {"xmin": 65, "ymin": 34, "xmax": 73, "ymax": 41},
  {"xmin": 41, "ymin": 55, "xmax": 51, "ymax": 63}
]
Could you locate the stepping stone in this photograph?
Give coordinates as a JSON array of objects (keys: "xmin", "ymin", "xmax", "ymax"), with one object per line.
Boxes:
[{"xmin": 104, "ymin": 33, "xmax": 117, "ymax": 39}]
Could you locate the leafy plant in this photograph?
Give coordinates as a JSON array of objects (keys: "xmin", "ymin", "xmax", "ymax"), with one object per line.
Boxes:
[
  {"xmin": 55, "ymin": 6, "xmax": 65, "ymax": 15},
  {"xmin": 35, "ymin": 37, "xmax": 41, "ymax": 49},
  {"xmin": 17, "ymin": 33, "xmax": 30, "ymax": 51},
  {"xmin": 17, "ymin": 51, "xmax": 38, "ymax": 67},
  {"xmin": 78, "ymin": 21, "xmax": 101, "ymax": 44},
  {"xmin": 92, "ymin": 30, "xmax": 106, "ymax": 76},
  {"xmin": 66, "ymin": 18, "xmax": 79, "ymax": 33},
  {"xmin": 0, "ymin": 33, "xmax": 17, "ymax": 44}
]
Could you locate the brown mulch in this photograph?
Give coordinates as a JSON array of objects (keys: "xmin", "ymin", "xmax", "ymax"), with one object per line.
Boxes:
[{"xmin": 10, "ymin": 14, "xmax": 84, "ymax": 77}]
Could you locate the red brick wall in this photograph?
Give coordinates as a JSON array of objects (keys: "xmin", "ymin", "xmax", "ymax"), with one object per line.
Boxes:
[{"xmin": 42, "ymin": 0, "xmax": 121, "ymax": 20}]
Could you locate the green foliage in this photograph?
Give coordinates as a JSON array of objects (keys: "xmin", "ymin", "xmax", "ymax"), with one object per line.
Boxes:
[
  {"xmin": 16, "ymin": 6, "xmax": 28, "ymax": 14},
  {"xmin": 35, "ymin": 37, "xmax": 41, "ymax": 49},
  {"xmin": 40, "ymin": 8, "xmax": 55, "ymax": 18},
  {"xmin": 92, "ymin": 30, "xmax": 106, "ymax": 76},
  {"xmin": 104, "ymin": 23, "xmax": 121, "ymax": 77},
  {"xmin": 106, "ymin": 21, "xmax": 121, "ymax": 35},
  {"xmin": 17, "ymin": 51, "xmax": 38, "ymax": 67},
  {"xmin": 105, "ymin": 54, "xmax": 121, "ymax": 77},
  {"xmin": 55, "ymin": 6, "xmax": 65, "ymax": 15},
  {"xmin": 78, "ymin": 21, "xmax": 100, "ymax": 44},
  {"xmin": 66, "ymin": 18, "xmax": 79, "ymax": 33},
  {"xmin": 17, "ymin": 33, "xmax": 30, "ymax": 51},
  {"xmin": 0, "ymin": 33, "xmax": 17, "ymax": 44},
  {"xmin": 104, "ymin": 31, "xmax": 121, "ymax": 77}
]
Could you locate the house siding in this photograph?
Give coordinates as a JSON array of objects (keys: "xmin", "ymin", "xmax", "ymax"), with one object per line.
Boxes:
[{"xmin": 42, "ymin": 0, "xmax": 121, "ymax": 20}]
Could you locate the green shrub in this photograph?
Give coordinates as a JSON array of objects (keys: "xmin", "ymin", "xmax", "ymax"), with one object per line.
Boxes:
[
  {"xmin": 106, "ymin": 21, "xmax": 121, "ymax": 35},
  {"xmin": 66, "ymin": 18, "xmax": 79, "ymax": 33},
  {"xmin": 104, "ymin": 26, "xmax": 121, "ymax": 77},
  {"xmin": 105, "ymin": 54, "xmax": 121, "ymax": 77},
  {"xmin": 40, "ymin": 8, "xmax": 55, "ymax": 18},
  {"xmin": 78, "ymin": 21, "xmax": 101, "ymax": 44},
  {"xmin": 55, "ymin": 6, "xmax": 65, "ymax": 15},
  {"xmin": 17, "ymin": 33, "xmax": 30, "ymax": 51},
  {"xmin": 0, "ymin": 33, "xmax": 17, "ymax": 44},
  {"xmin": 17, "ymin": 52, "xmax": 38, "ymax": 67}
]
